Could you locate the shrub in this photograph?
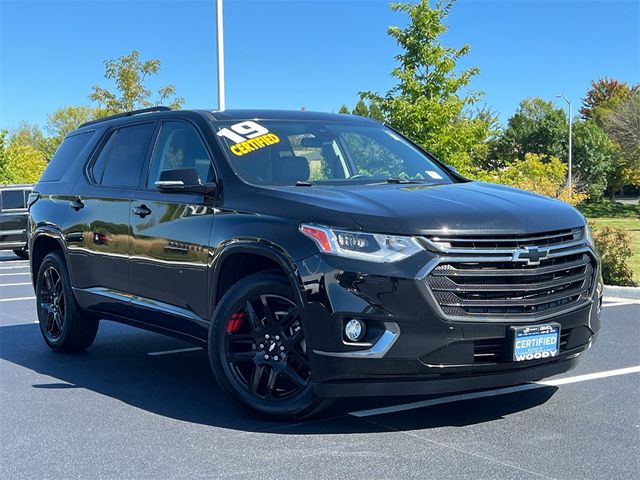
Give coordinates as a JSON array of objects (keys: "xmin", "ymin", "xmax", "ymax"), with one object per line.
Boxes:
[
  {"xmin": 590, "ymin": 223, "xmax": 638, "ymax": 286},
  {"xmin": 475, "ymin": 153, "xmax": 588, "ymax": 207}
]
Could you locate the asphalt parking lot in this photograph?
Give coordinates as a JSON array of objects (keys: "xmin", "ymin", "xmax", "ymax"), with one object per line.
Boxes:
[{"xmin": 1, "ymin": 251, "xmax": 639, "ymax": 479}]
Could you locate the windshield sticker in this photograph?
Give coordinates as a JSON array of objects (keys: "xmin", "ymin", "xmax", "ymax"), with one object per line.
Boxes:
[
  {"xmin": 425, "ymin": 170, "xmax": 443, "ymax": 180},
  {"xmin": 216, "ymin": 121, "xmax": 280, "ymax": 156}
]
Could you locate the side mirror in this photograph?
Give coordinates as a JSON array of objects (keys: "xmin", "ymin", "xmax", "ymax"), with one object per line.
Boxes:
[{"xmin": 155, "ymin": 168, "xmax": 217, "ymax": 196}]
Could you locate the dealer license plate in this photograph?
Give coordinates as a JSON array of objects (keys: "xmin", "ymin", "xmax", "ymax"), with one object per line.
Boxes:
[{"xmin": 511, "ymin": 324, "xmax": 560, "ymax": 362}]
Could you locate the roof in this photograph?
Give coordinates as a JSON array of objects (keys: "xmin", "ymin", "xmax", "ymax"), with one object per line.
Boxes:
[{"xmin": 208, "ymin": 109, "xmax": 378, "ymax": 124}]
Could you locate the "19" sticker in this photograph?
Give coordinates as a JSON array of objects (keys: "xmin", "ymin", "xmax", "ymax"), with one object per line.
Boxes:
[{"xmin": 216, "ymin": 121, "xmax": 280, "ymax": 156}]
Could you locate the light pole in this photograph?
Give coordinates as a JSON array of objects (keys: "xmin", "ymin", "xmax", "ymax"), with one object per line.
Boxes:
[
  {"xmin": 216, "ymin": 0, "xmax": 225, "ymax": 111},
  {"xmin": 556, "ymin": 94, "xmax": 572, "ymax": 191}
]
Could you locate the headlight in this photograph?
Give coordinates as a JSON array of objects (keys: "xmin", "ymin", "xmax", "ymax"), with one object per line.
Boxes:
[
  {"xmin": 299, "ymin": 224, "xmax": 424, "ymax": 262},
  {"xmin": 584, "ymin": 222, "xmax": 596, "ymax": 250}
]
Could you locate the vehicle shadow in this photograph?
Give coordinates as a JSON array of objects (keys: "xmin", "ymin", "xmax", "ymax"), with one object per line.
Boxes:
[{"xmin": 0, "ymin": 321, "xmax": 558, "ymax": 434}]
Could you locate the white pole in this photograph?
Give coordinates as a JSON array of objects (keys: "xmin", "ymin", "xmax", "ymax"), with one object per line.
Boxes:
[
  {"xmin": 568, "ymin": 100, "xmax": 572, "ymax": 191},
  {"xmin": 216, "ymin": 0, "xmax": 225, "ymax": 111}
]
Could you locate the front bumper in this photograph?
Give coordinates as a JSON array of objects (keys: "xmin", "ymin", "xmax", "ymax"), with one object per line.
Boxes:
[{"xmin": 297, "ymin": 251, "xmax": 602, "ymax": 397}]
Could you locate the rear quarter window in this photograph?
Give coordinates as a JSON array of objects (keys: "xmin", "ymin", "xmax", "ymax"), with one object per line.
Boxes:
[{"xmin": 40, "ymin": 131, "xmax": 95, "ymax": 182}]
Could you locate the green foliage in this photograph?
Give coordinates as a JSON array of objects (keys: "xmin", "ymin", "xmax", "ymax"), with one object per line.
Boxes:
[
  {"xmin": 359, "ymin": 0, "xmax": 494, "ymax": 175},
  {"xmin": 89, "ymin": 50, "xmax": 185, "ymax": 114},
  {"xmin": 580, "ymin": 201, "xmax": 640, "ymax": 218},
  {"xmin": 352, "ymin": 99, "xmax": 369, "ymax": 117},
  {"xmin": 9, "ymin": 123, "xmax": 56, "ymax": 160},
  {"xmin": 495, "ymin": 97, "xmax": 568, "ymax": 163},
  {"xmin": 590, "ymin": 223, "xmax": 638, "ymax": 286},
  {"xmin": 0, "ymin": 130, "xmax": 47, "ymax": 184},
  {"xmin": 603, "ymin": 94, "xmax": 640, "ymax": 194},
  {"xmin": 46, "ymin": 105, "xmax": 100, "ymax": 148},
  {"xmin": 338, "ymin": 105, "xmax": 349, "ymax": 114},
  {"xmin": 572, "ymin": 120, "xmax": 617, "ymax": 199},
  {"xmin": 476, "ymin": 153, "xmax": 587, "ymax": 206}
]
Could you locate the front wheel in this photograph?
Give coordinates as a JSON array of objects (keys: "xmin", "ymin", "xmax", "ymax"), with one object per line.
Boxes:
[{"xmin": 209, "ymin": 271, "xmax": 330, "ymax": 420}]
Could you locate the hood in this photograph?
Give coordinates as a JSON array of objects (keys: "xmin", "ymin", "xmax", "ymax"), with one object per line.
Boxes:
[{"xmin": 235, "ymin": 181, "xmax": 586, "ymax": 235}]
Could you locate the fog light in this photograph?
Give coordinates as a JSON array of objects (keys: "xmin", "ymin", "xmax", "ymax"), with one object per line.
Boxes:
[{"xmin": 345, "ymin": 319, "xmax": 366, "ymax": 342}]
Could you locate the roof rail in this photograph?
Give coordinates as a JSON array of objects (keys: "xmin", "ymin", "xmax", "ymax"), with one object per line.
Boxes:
[{"xmin": 79, "ymin": 106, "xmax": 172, "ymax": 128}]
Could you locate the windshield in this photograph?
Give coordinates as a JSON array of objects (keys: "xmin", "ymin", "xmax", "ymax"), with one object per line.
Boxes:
[{"xmin": 212, "ymin": 120, "xmax": 453, "ymax": 186}]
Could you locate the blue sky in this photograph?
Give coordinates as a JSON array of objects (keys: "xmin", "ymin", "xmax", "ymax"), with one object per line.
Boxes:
[{"xmin": 1, "ymin": 0, "xmax": 638, "ymax": 131}]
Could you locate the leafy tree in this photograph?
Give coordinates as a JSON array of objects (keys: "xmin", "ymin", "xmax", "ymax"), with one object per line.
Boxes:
[
  {"xmin": 580, "ymin": 77, "xmax": 638, "ymax": 126},
  {"xmin": 572, "ymin": 120, "xmax": 617, "ymax": 199},
  {"xmin": 46, "ymin": 106, "xmax": 99, "ymax": 144},
  {"xmin": 495, "ymin": 97, "xmax": 568, "ymax": 162},
  {"xmin": 338, "ymin": 105, "xmax": 349, "ymax": 114},
  {"xmin": 0, "ymin": 130, "xmax": 47, "ymax": 184},
  {"xmin": 352, "ymin": 99, "xmax": 369, "ymax": 117},
  {"xmin": 9, "ymin": 123, "xmax": 56, "ymax": 160},
  {"xmin": 478, "ymin": 153, "xmax": 587, "ymax": 207},
  {"xmin": 359, "ymin": 0, "xmax": 493, "ymax": 174},
  {"xmin": 603, "ymin": 94, "xmax": 640, "ymax": 195},
  {"xmin": 89, "ymin": 50, "xmax": 185, "ymax": 114}
]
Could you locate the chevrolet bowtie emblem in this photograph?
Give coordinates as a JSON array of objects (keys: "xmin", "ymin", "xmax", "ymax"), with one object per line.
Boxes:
[{"xmin": 513, "ymin": 246, "xmax": 549, "ymax": 266}]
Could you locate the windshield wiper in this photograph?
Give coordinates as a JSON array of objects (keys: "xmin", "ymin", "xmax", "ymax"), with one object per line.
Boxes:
[
  {"xmin": 385, "ymin": 178, "xmax": 427, "ymax": 184},
  {"xmin": 295, "ymin": 180, "xmax": 314, "ymax": 187}
]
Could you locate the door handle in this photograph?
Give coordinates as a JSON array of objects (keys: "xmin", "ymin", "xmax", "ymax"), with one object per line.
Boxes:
[
  {"xmin": 69, "ymin": 197, "xmax": 84, "ymax": 211},
  {"xmin": 132, "ymin": 205, "xmax": 152, "ymax": 218}
]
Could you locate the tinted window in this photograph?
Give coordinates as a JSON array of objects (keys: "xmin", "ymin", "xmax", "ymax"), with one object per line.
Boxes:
[
  {"xmin": 1, "ymin": 190, "xmax": 27, "ymax": 210},
  {"xmin": 147, "ymin": 122, "xmax": 214, "ymax": 188},
  {"xmin": 93, "ymin": 123, "xmax": 155, "ymax": 187},
  {"xmin": 40, "ymin": 131, "xmax": 94, "ymax": 182}
]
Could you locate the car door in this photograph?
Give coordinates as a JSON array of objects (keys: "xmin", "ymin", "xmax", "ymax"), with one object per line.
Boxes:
[
  {"xmin": 65, "ymin": 122, "xmax": 156, "ymax": 316},
  {"xmin": 127, "ymin": 120, "xmax": 216, "ymax": 338}
]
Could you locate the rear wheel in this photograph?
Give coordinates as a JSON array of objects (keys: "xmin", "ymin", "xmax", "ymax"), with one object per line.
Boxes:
[
  {"xmin": 35, "ymin": 252, "xmax": 98, "ymax": 352},
  {"xmin": 209, "ymin": 271, "xmax": 330, "ymax": 420}
]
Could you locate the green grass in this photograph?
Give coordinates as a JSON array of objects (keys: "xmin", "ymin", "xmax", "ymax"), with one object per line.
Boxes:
[
  {"xmin": 589, "ymin": 217, "xmax": 640, "ymax": 283},
  {"xmin": 580, "ymin": 201, "xmax": 639, "ymax": 218}
]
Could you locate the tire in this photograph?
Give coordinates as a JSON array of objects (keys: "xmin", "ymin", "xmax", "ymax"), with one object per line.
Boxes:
[
  {"xmin": 13, "ymin": 248, "xmax": 28, "ymax": 260},
  {"xmin": 209, "ymin": 271, "xmax": 331, "ymax": 420},
  {"xmin": 35, "ymin": 252, "xmax": 99, "ymax": 352}
]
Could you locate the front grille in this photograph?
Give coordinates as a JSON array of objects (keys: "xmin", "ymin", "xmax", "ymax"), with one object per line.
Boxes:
[{"xmin": 422, "ymin": 229, "xmax": 597, "ymax": 321}]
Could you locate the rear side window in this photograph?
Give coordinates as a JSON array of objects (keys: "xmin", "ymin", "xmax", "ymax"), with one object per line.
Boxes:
[
  {"xmin": 40, "ymin": 131, "xmax": 94, "ymax": 182},
  {"xmin": 91, "ymin": 123, "xmax": 155, "ymax": 187},
  {"xmin": 0, "ymin": 189, "xmax": 28, "ymax": 210}
]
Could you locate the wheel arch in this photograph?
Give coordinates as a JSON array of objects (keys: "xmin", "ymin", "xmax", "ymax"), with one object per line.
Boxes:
[
  {"xmin": 210, "ymin": 240, "xmax": 307, "ymax": 318},
  {"xmin": 29, "ymin": 228, "xmax": 69, "ymax": 288}
]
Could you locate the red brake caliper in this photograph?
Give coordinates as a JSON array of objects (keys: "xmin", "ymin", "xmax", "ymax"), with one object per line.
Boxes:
[{"xmin": 226, "ymin": 311, "xmax": 246, "ymax": 333}]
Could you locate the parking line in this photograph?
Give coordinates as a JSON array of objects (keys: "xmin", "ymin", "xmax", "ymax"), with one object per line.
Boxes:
[
  {"xmin": 603, "ymin": 301, "xmax": 640, "ymax": 307},
  {"xmin": 0, "ymin": 272, "xmax": 30, "ymax": 277},
  {"xmin": 349, "ymin": 365, "xmax": 640, "ymax": 418},
  {"xmin": 0, "ymin": 282, "xmax": 32, "ymax": 287},
  {"xmin": 147, "ymin": 347, "xmax": 203, "ymax": 356},
  {"xmin": 0, "ymin": 296, "xmax": 36, "ymax": 303},
  {"xmin": 0, "ymin": 265, "xmax": 30, "ymax": 270}
]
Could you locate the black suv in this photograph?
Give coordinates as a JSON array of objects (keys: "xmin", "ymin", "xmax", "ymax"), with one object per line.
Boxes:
[{"xmin": 29, "ymin": 107, "xmax": 602, "ymax": 419}]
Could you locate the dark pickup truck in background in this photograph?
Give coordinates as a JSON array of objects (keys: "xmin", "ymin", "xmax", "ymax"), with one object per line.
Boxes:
[{"xmin": 1, "ymin": 184, "xmax": 33, "ymax": 259}]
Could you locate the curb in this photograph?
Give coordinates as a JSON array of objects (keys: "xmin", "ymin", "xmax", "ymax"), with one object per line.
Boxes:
[{"xmin": 603, "ymin": 285, "xmax": 640, "ymax": 300}]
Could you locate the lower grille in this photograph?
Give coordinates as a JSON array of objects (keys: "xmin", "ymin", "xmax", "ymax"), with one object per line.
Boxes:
[{"xmin": 422, "ymin": 231, "xmax": 597, "ymax": 322}]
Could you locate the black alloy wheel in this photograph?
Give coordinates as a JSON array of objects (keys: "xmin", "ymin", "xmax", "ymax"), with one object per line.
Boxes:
[
  {"xmin": 224, "ymin": 294, "xmax": 310, "ymax": 400},
  {"xmin": 209, "ymin": 271, "xmax": 330, "ymax": 420},
  {"xmin": 35, "ymin": 252, "xmax": 99, "ymax": 352},
  {"xmin": 39, "ymin": 265, "xmax": 66, "ymax": 341}
]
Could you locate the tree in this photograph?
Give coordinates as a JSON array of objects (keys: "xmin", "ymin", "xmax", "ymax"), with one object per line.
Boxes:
[
  {"xmin": 359, "ymin": 0, "xmax": 494, "ymax": 174},
  {"xmin": 495, "ymin": 97, "xmax": 568, "ymax": 163},
  {"xmin": 580, "ymin": 77, "xmax": 638, "ymax": 126},
  {"xmin": 0, "ymin": 130, "xmax": 47, "ymax": 184},
  {"xmin": 338, "ymin": 105, "xmax": 349, "ymax": 114},
  {"xmin": 572, "ymin": 120, "xmax": 617, "ymax": 200},
  {"xmin": 9, "ymin": 123, "xmax": 55, "ymax": 160},
  {"xmin": 352, "ymin": 99, "xmax": 369, "ymax": 117},
  {"xmin": 45, "ymin": 105, "xmax": 100, "ymax": 153},
  {"xmin": 603, "ymin": 94, "xmax": 640, "ymax": 195},
  {"xmin": 89, "ymin": 50, "xmax": 185, "ymax": 114}
]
